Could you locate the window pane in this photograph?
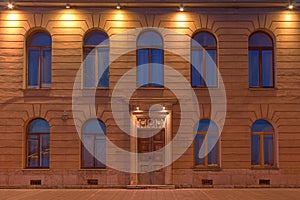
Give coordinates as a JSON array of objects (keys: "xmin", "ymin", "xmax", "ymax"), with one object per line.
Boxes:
[
  {"xmin": 251, "ymin": 134, "xmax": 260, "ymax": 166},
  {"xmin": 82, "ymin": 135, "xmax": 95, "ymax": 168},
  {"xmin": 84, "ymin": 50, "xmax": 96, "ymax": 88},
  {"xmin": 40, "ymin": 134, "xmax": 50, "ymax": 167},
  {"xmin": 137, "ymin": 49, "xmax": 149, "ymax": 86},
  {"xmin": 29, "ymin": 32, "xmax": 51, "ymax": 47},
  {"xmin": 191, "ymin": 50, "xmax": 203, "ymax": 86},
  {"xmin": 28, "ymin": 48, "xmax": 39, "ymax": 87},
  {"xmin": 194, "ymin": 119, "xmax": 218, "ymax": 132},
  {"xmin": 194, "ymin": 134, "xmax": 205, "ymax": 165},
  {"xmin": 83, "ymin": 120, "xmax": 106, "ymax": 134},
  {"xmin": 262, "ymin": 50, "xmax": 273, "ymax": 87},
  {"xmin": 41, "ymin": 49, "xmax": 51, "ymax": 87},
  {"xmin": 27, "ymin": 139, "xmax": 39, "ymax": 167},
  {"xmin": 251, "ymin": 120, "xmax": 273, "ymax": 132},
  {"xmin": 264, "ymin": 134, "xmax": 274, "ymax": 166},
  {"xmin": 97, "ymin": 48, "xmax": 109, "ymax": 87},
  {"xmin": 137, "ymin": 31, "xmax": 163, "ymax": 48},
  {"xmin": 249, "ymin": 33, "xmax": 272, "ymax": 47},
  {"xmin": 151, "ymin": 49, "xmax": 163, "ymax": 86},
  {"xmin": 193, "ymin": 32, "xmax": 216, "ymax": 47},
  {"xmin": 205, "ymin": 50, "xmax": 217, "ymax": 87},
  {"xmin": 249, "ymin": 50, "xmax": 259, "ymax": 87},
  {"xmin": 207, "ymin": 134, "xmax": 218, "ymax": 165},
  {"xmin": 28, "ymin": 119, "xmax": 50, "ymax": 133},
  {"xmin": 84, "ymin": 31, "xmax": 108, "ymax": 46},
  {"xmin": 95, "ymin": 138, "xmax": 106, "ymax": 168}
]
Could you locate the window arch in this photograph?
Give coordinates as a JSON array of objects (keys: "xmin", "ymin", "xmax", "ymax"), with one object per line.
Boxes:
[
  {"xmin": 251, "ymin": 120, "xmax": 275, "ymax": 167},
  {"xmin": 248, "ymin": 31, "xmax": 274, "ymax": 87},
  {"xmin": 81, "ymin": 119, "xmax": 106, "ymax": 169},
  {"xmin": 27, "ymin": 31, "xmax": 52, "ymax": 88},
  {"xmin": 194, "ymin": 119, "xmax": 219, "ymax": 167},
  {"xmin": 137, "ymin": 30, "xmax": 164, "ymax": 87},
  {"xmin": 83, "ymin": 30, "xmax": 109, "ymax": 88},
  {"xmin": 191, "ymin": 31, "xmax": 217, "ymax": 87},
  {"xmin": 26, "ymin": 119, "xmax": 50, "ymax": 168}
]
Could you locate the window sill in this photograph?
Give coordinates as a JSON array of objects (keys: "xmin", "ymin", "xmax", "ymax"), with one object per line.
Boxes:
[
  {"xmin": 79, "ymin": 168, "xmax": 107, "ymax": 171},
  {"xmin": 193, "ymin": 167, "xmax": 222, "ymax": 171},
  {"xmin": 22, "ymin": 168, "xmax": 50, "ymax": 171},
  {"xmin": 250, "ymin": 167, "xmax": 279, "ymax": 170},
  {"xmin": 248, "ymin": 87, "xmax": 277, "ymax": 91}
]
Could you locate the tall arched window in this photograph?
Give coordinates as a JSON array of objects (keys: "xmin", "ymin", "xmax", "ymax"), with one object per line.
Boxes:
[
  {"xmin": 191, "ymin": 31, "xmax": 217, "ymax": 87},
  {"xmin": 194, "ymin": 119, "xmax": 219, "ymax": 167},
  {"xmin": 249, "ymin": 32, "xmax": 274, "ymax": 87},
  {"xmin": 83, "ymin": 30, "xmax": 109, "ymax": 88},
  {"xmin": 137, "ymin": 30, "xmax": 163, "ymax": 87},
  {"xmin": 26, "ymin": 119, "xmax": 50, "ymax": 168},
  {"xmin": 27, "ymin": 32, "xmax": 52, "ymax": 88},
  {"xmin": 81, "ymin": 119, "xmax": 106, "ymax": 169},
  {"xmin": 251, "ymin": 120, "xmax": 275, "ymax": 167}
]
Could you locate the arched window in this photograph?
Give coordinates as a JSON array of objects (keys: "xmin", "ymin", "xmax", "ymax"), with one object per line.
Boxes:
[
  {"xmin": 194, "ymin": 119, "xmax": 219, "ymax": 167},
  {"xmin": 249, "ymin": 32, "xmax": 274, "ymax": 87},
  {"xmin": 191, "ymin": 31, "xmax": 217, "ymax": 87},
  {"xmin": 137, "ymin": 30, "xmax": 163, "ymax": 87},
  {"xmin": 27, "ymin": 32, "xmax": 52, "ymax": 88},
  {"xmin": 81, "ymin": 119, "xmax": 106, "ymax": 168},
  {"xmin": 251, "ymin": 120, "xmax": 275, "ymax": 167},
  {"xmin": 26, "ymin": 119, "xmax": 50, "ymax": 168},
  {"xmin": 83, "ymin": 30, "xmax": 109, "ymax": 88}
]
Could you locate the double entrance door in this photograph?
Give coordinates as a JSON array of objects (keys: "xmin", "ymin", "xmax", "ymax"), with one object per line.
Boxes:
[{"xmin": 137, "ymin": 128, "xmax": 165, "ymax": 185}]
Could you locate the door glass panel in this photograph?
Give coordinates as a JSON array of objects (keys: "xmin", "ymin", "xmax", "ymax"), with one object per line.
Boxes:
[{"xmin": 82, "ymin": 135, "xmax": 95, "ymax": 168}]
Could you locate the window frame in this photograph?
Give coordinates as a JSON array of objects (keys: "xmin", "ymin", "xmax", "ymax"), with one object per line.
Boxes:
[
  {"xmin": 81, "ymin": 120, "xmax": 106, "ymax": 169},
  {"xmin": 248, "ymin": 31, "xmax": 275, "ymax": 88},
  {"xmin": 27, "ymin": 31, "xmax": 52, "ymax": 89},
  {"xmin": 191, "ymin": 31, "xmax": 218, "ymax": 88},
  {"xmin": 83, "ymin": 30, "xmax": 109, "ymax": 89},
  {"xmin": 251, "ymin": 131, "xmax": 276, "ymax": 169},
  {"xmin": 136, "ymin": 48, "xmax": 164, "ymax": 87},
  {"xmin": 26, "ymin": 119, "xmax": 50, "ymax": 169}
]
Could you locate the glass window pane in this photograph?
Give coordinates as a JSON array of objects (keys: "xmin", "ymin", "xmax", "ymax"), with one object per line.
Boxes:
[
  {"xmin": 40, "ymin": 134, "xmax": 50, "ymax": 167},
  {"xmin": 84, "ymin": 31, "xmax": 108, "ymax": 46},
  {"xmin": 97, "ymin": 48, "xmax": 109, "ymax": 87},
  {"xmin": 82, "ymin": 135, "xmax": 95, "ymax": 168},
  {"xmin": 151, "ymin": 49, "xmax": 163, "ymax": 86},
  {"xmin": 83, "ymin": 120, "xmax": 106, "ymax": 134},
  {"xmin": 205, "ymin": 50, "xmax": 217, "ymax": 87},
  {"xmin": 84, "ymin": 50, "xmax": 96, "ymax": 88},
  {"xmin": 41, "ymin": 49, "xmax": 51, "ymax": 87},
  {"xmin": 193, "ymin": 32, "xmax": 216, "ymax": 47},
  {"xmin": 249, "ymin": 50, "xmax": 259, "ymax": 87},
  {"xmin": 137, "ymin": 31, "xmax": 163, "ymax": 48},
  {"xmin": 195, "ymin": 134, "xmax": 205, "ymax": 165},
  {"xmin": 251, "ymin": 120, "xmax": 273, "ymax": 132},
  {"xmin": 264, "ymin": 134, "xmax": 274, "ymax": 166},
  {"xmin": 194, "ymin": 119, "xmax": 218, "ymax": 132},
  {"xmin": 191, "ymin": 50, "xmax": 203, "ymax": 86},
  {"xmin": 27, "ymin": 139, "xmax": 39, "ymax": 167},
  {"xmin": 262, "ymin": 50, "xmax": 273, "ymax": 87},
  {"xmin": 249, "ymin": 33, "xmax": 272, "ymax": 47},
  {"xmin": 29, "ymin": 32, "xmax": 51, "ymax": 47},
  {"xmin": 28, "ymin": 48, "xmax": 39, "ymax": 87},
  {"xmin": 95, "ymin": 138, "xmax": 106, "ymax": 168},
  {"xmin": 251, "ymin": 134, "xmax": 260, "ymax": 166},
  {"xmin": 207, "ymin": 134, "xmax": 218, "ymax": 165},
  {"xmin": 28, "ymin": 119, "xmax": 50, "ymax": 133},
  {"xmin": 137, "ymin": 49, "xmax": 149, "ymax": 86}
]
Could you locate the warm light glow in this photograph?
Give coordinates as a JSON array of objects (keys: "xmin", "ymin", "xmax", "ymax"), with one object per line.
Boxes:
[
  {"xmin": 66, "ymin": 3, "xmax": 71, "ymax": 9},
  {"xmin": 179, "ymin": 6, "xmax": 184, "ymax": 12},
  {"xmin": 288, "ymin": 4, "xmax": 294, "ymax": 10},
  {"xmin": 116, "ymin": 3, "xmax": 121, "ymax": 10},
  {"xmin": 7, "ymin": 2, "xmax": 14, "ymax": 9},
  {"xmin": 136, "ymin": 106, "xmax": 140, "ymax": 111},
  {"xmin": 176, "ymin": 13, "xmax": 187, "ymax": 21},
  {"xmin": 162, "ymin": 106, "xmax": 166, "ymax": 110}
]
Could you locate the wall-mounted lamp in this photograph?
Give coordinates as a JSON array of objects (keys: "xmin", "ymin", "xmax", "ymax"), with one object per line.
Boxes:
[
  {"xmin": 7, "ymin": 2, "xmax": 14, "ymax": 9},
  {"xmin": 62, "ymin": 111, "xmax": 68, "ymax": 121},
  {"xmin": 136, "ymin": 106, "xmax": 140, "ymax": 111},
  {"xmin": 288, "ymin": 4, "xmax": 294, "ymax": 10},
  {"xmin": 179, "ymin": 4, "xmax": 184, "ymax": 12},
  {"xmin": 116, "ymin": 3, "xmax": 121, "ymax": 10},
  {"xmin": 66, "ymin": 3, "xmax": 71, "ymax": 9}
]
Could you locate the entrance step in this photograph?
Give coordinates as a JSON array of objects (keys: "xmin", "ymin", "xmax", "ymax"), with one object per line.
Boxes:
[{"xmin": 126, "ymin": 185, "xmax": 175, "ymax": 189}]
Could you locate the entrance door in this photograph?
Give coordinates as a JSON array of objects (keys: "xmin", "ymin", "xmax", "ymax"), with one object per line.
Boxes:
[{"xmin": 138, "ymin": 129, "xmax": 165, "ymax": 185}]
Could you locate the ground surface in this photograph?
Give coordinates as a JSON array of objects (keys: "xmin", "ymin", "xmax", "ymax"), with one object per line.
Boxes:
[{"xmin": 0, "ymin": 188, "xmax": 299, "ymax": 200}]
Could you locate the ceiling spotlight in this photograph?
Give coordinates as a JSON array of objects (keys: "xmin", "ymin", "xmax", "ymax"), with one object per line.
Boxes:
[
  {"xmin": 66, "ymin": 3, "xmax": 71, "ymax": 9},
  {"xmin": 288, "ymin": 4, "xmax": 294, "ymax": 10},
  {"xmin": 7, "ymin": 2, "xmax": 14, "ymax": 9},
  {"xmin": 179, "ymin": 4, "xmax": 184, "ymax": 12},
  {"xmin": 116, "ymin": 3, "xmax": 121, "ymax": 9}
]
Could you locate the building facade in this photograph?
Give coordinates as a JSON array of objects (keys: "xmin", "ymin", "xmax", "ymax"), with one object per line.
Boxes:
[{"xmin": 0, "ymin": 0, "xmax": 300, "ymax": 188}]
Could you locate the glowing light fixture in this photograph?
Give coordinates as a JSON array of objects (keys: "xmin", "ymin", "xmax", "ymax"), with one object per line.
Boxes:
[
  {"xmin": 66, "ymin": 3, "xmax": 71, "ymax": 9},
  {"xmin": 7, "ymin": 2, "xmax": 14, "ymax": 9},
  {"xmin": 288, "ymin": 4, "xmax": 294, "ymax": 10},
  {"xmin": 116, "ymin": 3, "xmax": 121, "ymax": 10},
  {"xmin": 136, "ymin": 106, "xmax": 140, "ymax": 111},
  {"xmin": 179, "ymin": 4, "xmax": 184, "ymax": 12}
]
